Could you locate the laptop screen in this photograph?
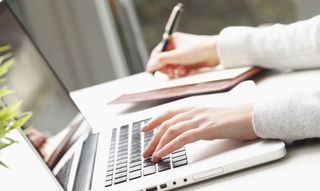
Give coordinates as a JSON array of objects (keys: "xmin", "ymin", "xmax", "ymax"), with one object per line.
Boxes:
[{"xmin": 0, "ymin": 1, "xmax": 88, "ymax": 185}]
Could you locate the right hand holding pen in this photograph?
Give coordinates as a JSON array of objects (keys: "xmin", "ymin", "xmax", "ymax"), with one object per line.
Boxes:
[{"xmin": 146, "ymin": 32, "xmax": 220, "ymax": 78}]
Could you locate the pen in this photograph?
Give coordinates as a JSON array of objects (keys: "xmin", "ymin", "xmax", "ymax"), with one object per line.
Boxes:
[{"xmin": 151, "ymin": 3, "xmax": 183, "ymax": 75}]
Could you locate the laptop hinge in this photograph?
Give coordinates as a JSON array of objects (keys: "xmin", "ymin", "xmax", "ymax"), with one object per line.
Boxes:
[{"xmin": 72, "ymin": 132, "xmax": 99, "ymax": 191}]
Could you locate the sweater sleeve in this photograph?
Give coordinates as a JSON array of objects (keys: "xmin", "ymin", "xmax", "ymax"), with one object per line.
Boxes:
[
  {"xmin": 253, "ymin": 89, "xmax": 320, "ymax": 144},
  {"xmin": 217, "ymin": 16, "xmax": 320, "ymax": 70},
  {"xmin": 217, "ymin": 16, "xmax": 320, "ymax": 143}
]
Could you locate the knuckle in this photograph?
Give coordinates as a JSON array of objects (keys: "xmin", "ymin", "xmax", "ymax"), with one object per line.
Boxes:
[
  {"xmin": 167, "ymin": 127, "xmax": 177, "ymax": 137},
  {"xmin": 189, "ymin": 118, "xmax": 200, "ymax": 126},
  {"xmin": 164, "ymin": 109, "xmax": 174, "ymax": 117},
  {"xmin": 160, "ymin": 121, "xmax": 170, "ymax": 129},
  {"xmin": 165, "ymin": 144, "xmax": 174, "ymax": 153},
  {"xmin": 157, "ymin": 55, "xmax": 167, "ymax": 63},
  {"xmin": 180, "ymin": 134, "xmax": 191, "ymax": 143}
]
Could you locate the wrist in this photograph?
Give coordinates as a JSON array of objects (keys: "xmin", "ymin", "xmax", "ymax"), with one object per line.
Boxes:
[{"xmin": 203, "ymin": 35, "xmax": 220, "ymax": 67}]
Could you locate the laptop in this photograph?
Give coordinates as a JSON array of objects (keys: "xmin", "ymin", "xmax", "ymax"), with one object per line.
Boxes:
[{"xmin": 0, "ymin": 1, "xmax": 286, "ymax": 191}]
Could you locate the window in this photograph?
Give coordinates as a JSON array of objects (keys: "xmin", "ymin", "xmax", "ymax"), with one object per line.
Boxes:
[{"xmin": 133, "ymin": 0, "xmax": 298, "ymax": 53}]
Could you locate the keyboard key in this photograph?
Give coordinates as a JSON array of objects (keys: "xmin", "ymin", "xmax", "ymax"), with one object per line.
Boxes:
[
  {"xmin": 107, "ymin": 161, "xmax": 114, "ymax": 167},
  {"xmin": 106, "ymin": 175, "xmax": 113, "ymax": 181},
  {"xmin": 129, "ymin": 165, "xmax": 141, "ymax": 172},
  {"xmin": 130, "ymin": 161, "xmax": 141, "ymax": 167},
  {"xmin": 132, "ymin": 122, "xmax": 141, "ymax": 130},
  {"xmin": 143, "ymin": 158, "xmax": 155, "ymax": 167},
  {"xmin": 114, "ymin": 176, "xmax": 127, "ymax": 184},
  {"xmin": 107, "ymin": 166, "xmax": 114, "ymax": 172},
  {"xmin": 116, "ymin": 163, "xmax": 127, "ymax": 170},
  {"xmin": 172, "ymin": 155, "xmax": 187, "ymax": 163},
  {"xmin": 143, "ymin": 118, "xmax": 151, "ymax": 124},
  {"xmin": 130, "ymin": 153, "xmax": 141, "ymax": 159},
  {"xmin": 117, "ymin": 154, "xmax": 128, "ymax": 160},
  {"xmin": 129, "ymin": 170, "xmax": 141, "ymax": 180},
  {"xmin": 172, "ymin": 147, "xmax": 185, "ymax": 154},
  {"xmin": 130, "ymin": 157, "xmax": 141, "ymax": 163},
  {"xmin": 158, "ymin": 163, "xmax": 171, "ymax": 172},
  {"xmin": 115, "ymin": 171, "xmax": 127, "ymax": 179},
  {"xmin": 172, "ymin": 151, "xmax": 186, "ymax": 158},
  {"xmin": 118, "ymin": 146, "xmax": 128, "ymax": 151},
  {"xmin": 116, "ymin": 158, "xmax": 128, "ymax": 165},
  {"xmin": 106, "ymin": 170, "xmax": 113, "ymax": 177},
  {"xmin": 143, "ymin": 166, "xmax": 156, "ymax": 176},
  {"xmin": 115, "ymin": 167, "xmax": 127, "ymax": 174},
  {"xmin": 172, "ymin": 159, "xmax": 188, "ymax": 168},
  {"xmin": 159, "ymin": 157, "xmax": 170, "ymax": 164},
  {"xmin": 105, "ymin": 180, "xmax": 112, "ymax": 187}
]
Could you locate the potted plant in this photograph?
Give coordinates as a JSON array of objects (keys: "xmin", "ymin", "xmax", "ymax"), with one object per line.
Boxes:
[{"xmin": 0, "ymin": 44, "xmax": 32, "ymax": 167}]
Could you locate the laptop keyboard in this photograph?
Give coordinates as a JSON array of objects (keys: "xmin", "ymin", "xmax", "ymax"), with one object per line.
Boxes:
[
  {"xmin": 56, "ymin": 154, "xmax": 74, "ymax": 189},
  {"xmin": 105, "ymin": 119, "xmax": 188, "ymax": 187}
]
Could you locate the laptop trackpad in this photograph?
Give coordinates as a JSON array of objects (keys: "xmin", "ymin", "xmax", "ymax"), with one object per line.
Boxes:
[{"xmin": 186, "ymin": 139, "xmax": 256, "ymax": 164}]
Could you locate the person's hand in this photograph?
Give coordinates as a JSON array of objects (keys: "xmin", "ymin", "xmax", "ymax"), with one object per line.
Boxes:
[
  {"xmin": 141, "ymin": 104, "xmax": 258, "ymax": 162},
  {"xmin": 27, "ymin": 128, "xmax": 48, "ymax": 158},
  {"xmin": 146, "ymin": 32, "xmax": 220, "ymax": 78}
]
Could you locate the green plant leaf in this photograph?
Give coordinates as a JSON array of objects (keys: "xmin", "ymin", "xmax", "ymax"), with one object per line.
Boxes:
[
  {"xmin": 0, "ymin": 160, "xmax": 8, "ymax": 168},
  {"xmin": 0, "ymin": 44, "xmax": 33, "ymax": 168},
  {"xmin": 0, "ymin": 57, "xmax": 15, "ymax": 77},
  {"xmin": 0, "ymin": 52, "xmax": 13, "ymax": 65},
  {"xmin": 0, "ymin": 137, "xmax": 16, "ymax": 150},
  {"xmin": 0, "ymin": 88, "xmax": 14, "ymax": 99},
  {"xmin": 0, "ymin": 101, "xmax": 21, "ymax": 122},
  {"xmin": 0, "ymin": 45, "xmax": 11, "ymax": 53},
  {"xmin": 11, "ymin": 112, "xmax": 32, "ymax": 130}
]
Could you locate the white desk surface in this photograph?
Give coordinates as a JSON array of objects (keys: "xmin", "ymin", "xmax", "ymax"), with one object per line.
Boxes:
[
  {"xmin": 1, "ymin": 69, "xmax": 319, "ymax": 191},
  {"xmin": 71, "ymin": 69, "xmax": 320, "ymax": 191}
]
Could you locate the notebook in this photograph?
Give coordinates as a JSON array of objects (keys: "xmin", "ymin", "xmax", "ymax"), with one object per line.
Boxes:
[{"xmin": 110, "ymin": 66, "xmax": 264, "ymax": 104}]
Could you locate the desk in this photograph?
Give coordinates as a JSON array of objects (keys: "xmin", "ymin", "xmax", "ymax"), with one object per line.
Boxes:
[
  {"xmin": 71, "ymin": 69, "xmax": 320, "ymax": 190},
  {"xmin": 0, "ymin": 69, "xmax": 319, "ymax": 190}
]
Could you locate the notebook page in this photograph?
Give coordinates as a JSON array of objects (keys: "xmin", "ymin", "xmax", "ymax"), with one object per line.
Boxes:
[{"xmin": 126, "ymin": 66, "xmax": 252, "ymax": 94}]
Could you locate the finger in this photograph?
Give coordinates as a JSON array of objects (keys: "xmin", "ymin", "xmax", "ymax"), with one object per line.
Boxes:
[
  {"xmin": 141, "ymin": 107, "xmax": 192, "ymax": 132},
  {"xmin": 146, "ymin": 49, "xmax": 186, "ymax": 73},
  {"xmin": 29, "ymin": 133, "xmax": 47, "ymax": 149},
  {"xmin": 185, "ymin": 62, "xmax": 211, "ymax": 71},
  {"xmin": 155, "ymin": 128, "xmax": 203, "ymax": 158},
  {"xmin": 151, "ymin": 119, "xmax": 199, "ymax": 162},
  {"xmin": 150, "ymin": 43, "xmax": 163, "ymax": 56},
  {"xmin": 143, "ymin": 126, "xmax": 166, "ymax": 158},
  {"xmin": 143, "ymin": 112, "xmax": 193, "ymax": 158},
  {"xmin": 166, "ymin": 66, "xmax": 175, "ymax": 79},
  {"xmin": 176, "ymin": 66, "xmax": 188, "ymax": 77},
  {"xmin": 159, "ymin": 66, "xmax": 175, "ymax": 78}
]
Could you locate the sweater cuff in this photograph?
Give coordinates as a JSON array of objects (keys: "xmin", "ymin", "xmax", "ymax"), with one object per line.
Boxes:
[
  {"xmin": 252, "ymin": 90, "xmax": 320, "ymax": 144},
  {"xmin": 252, "ymin": 99, "xmax": 294, "ymax": 144},
  {"xmin": 217, "ymin": 26, "xmax": 258, "ymax": 69}
]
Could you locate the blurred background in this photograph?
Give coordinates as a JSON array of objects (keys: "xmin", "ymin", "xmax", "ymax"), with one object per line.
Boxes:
[{"xmin": 6, "ymin": 0, "xmax": 320, "ymax": 91}]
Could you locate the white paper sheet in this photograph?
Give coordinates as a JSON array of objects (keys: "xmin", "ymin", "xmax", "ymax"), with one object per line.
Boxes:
[{"xmin": 126, "ymin": 66, "xmax": 252, "ymax": 94}]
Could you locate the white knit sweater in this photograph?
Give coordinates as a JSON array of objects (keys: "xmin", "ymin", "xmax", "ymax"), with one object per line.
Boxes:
[{"xmin": 217, "ymin": 16, "xmax": 320, "ymax": 143}]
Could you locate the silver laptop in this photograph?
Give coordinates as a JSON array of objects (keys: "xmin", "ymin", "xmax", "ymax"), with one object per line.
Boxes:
[{"xmin": 0, "ymin": 1, "xmax": 286, "ymax": 191}]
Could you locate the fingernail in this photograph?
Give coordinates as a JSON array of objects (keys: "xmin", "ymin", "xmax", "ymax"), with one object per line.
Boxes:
[
  {"xmin": 151, "ymin": 154, "xmax": 160, "ymax": 163},
  {"xmin": 141, "ymin": 125, "xmax": 147, "ymax": 132},
  {"xmin": 155, "ymin": 151, "xmax": 161, "ymax": 158},
  {"xmin": 143, "ymin": 152, "xmax": 148, "ymax": 158}
]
